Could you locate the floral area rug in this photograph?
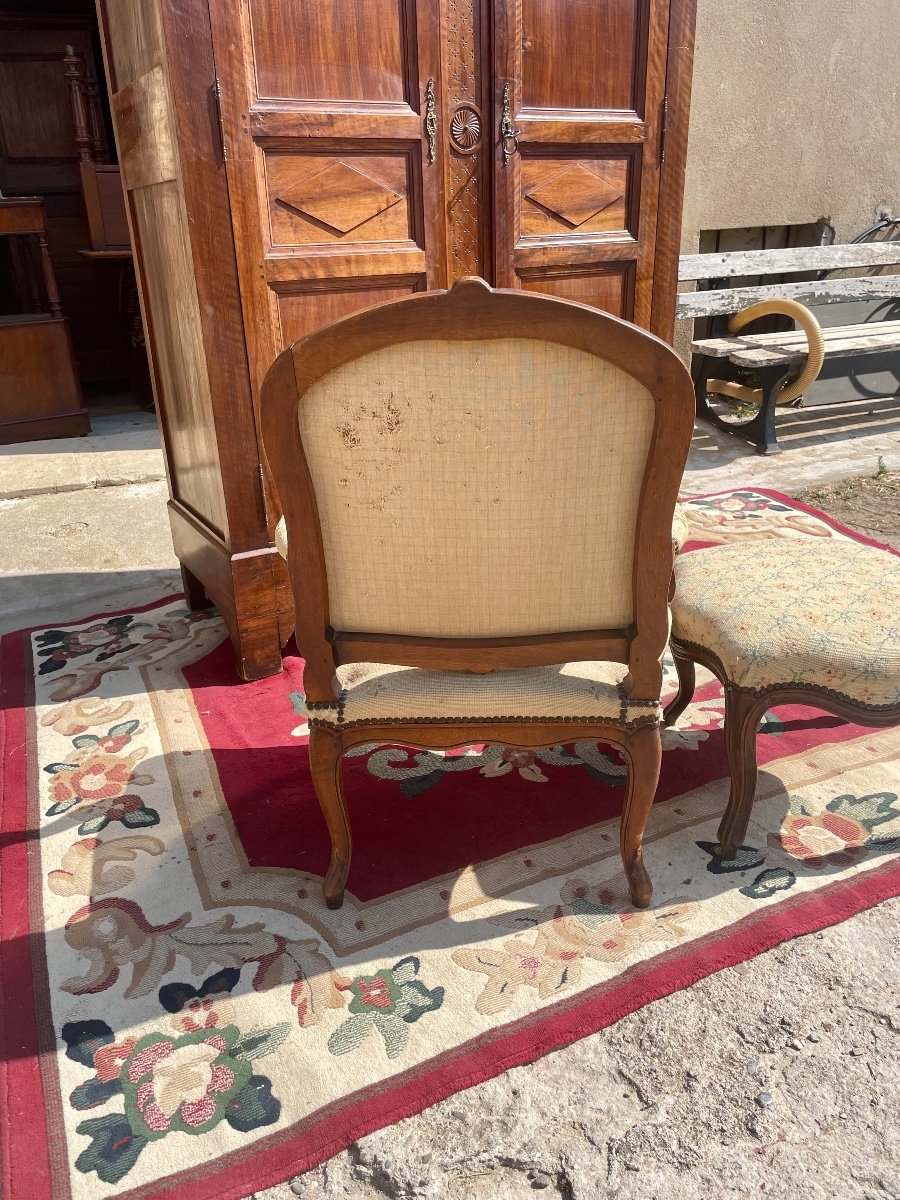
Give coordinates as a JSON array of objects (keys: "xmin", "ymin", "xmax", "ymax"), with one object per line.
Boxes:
[{"xmin": 2, "ymin": 488, "xmax": 899, "ymax": 1200}]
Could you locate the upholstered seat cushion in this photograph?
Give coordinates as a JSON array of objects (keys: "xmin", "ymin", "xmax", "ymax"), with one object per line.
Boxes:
[
  {"xmin": 276, "ymin": 503, "xmax": 691, "ymax": 561},
  {"xmin": 306, "ymin": 660, "xmax": 659, "ymax": 730},
  {"xmin": 671, "ymin": 538, "xmax": 900, "ymax": 706}
]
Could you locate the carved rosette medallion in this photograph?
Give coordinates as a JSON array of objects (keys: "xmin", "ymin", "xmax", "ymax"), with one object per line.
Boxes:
[{"xmin": 450, "ymin": 103, "xmax": 482, "ymax": 155}]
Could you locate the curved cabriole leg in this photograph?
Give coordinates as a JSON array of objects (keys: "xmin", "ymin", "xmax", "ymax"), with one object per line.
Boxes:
[
  {"xmin": 718, "ymin": 688, "xmax": 769, "ymax": 859},
  {"xmin": 309, "ymin": 727, "xmax": 351, "ymax": 909},
  {"xmin": 663, "ymin": 646, "xmax": 696, "ymax": 727},
  {"xmin": 620, "ymin": 722, "xmax": 663, "ymax": 909}
]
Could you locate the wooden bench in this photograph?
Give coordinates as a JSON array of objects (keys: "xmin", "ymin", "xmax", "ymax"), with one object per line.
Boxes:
[{"xmin": 676, "ymin": 241, "xmax": 900, "ymax": 453}]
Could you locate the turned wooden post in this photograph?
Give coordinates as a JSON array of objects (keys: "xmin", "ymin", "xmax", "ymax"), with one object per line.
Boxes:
[{"xmin": 63, "ymin": 45, "xmax": 93, "ymax": 163}]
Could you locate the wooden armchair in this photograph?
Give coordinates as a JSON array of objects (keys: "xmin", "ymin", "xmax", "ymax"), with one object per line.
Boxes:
[{"xmin": 261, "ymin": 279, "xmax": 694, "ymax": 910}]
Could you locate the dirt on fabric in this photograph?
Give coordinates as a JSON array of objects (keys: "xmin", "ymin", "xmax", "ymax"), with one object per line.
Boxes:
[{"xmin": 794, "ymin": 471, "xmax": 900, "ymax": 551}]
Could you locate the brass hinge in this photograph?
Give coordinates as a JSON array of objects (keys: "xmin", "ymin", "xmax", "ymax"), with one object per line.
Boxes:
[
  {"xmin": 659, "ymin": 94, "xmax": 669, "ymax": 166},
  {"xmin": 213, "ymin": 73, "xmax": 227, "ymax": 162}
]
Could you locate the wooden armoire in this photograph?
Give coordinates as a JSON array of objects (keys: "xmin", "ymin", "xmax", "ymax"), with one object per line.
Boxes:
[{"xmin": 96, "ymin": 0, "xmax": 696, "ymax": 681}]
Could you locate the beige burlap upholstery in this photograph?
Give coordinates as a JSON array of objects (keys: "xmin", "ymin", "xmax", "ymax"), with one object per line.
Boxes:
[
  {"xmin": 306, "ymin": 659, "xmax": 659, "ymax": 729},
  {"xmin": 293, "ymin": 338, "xmax": 655, "ymax": 638},
  {"xmin": 671, "ymin": 539, "xmax": 900, "ymax": 706},
  {"xmin": 276, "ymin": 500, "xmax": 690, "ymax": 563}
]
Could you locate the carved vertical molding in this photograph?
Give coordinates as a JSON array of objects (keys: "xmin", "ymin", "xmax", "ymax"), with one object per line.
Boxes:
[{"xmin": 445, "ymin": 0, "xmax": 488, "ymax": 280}]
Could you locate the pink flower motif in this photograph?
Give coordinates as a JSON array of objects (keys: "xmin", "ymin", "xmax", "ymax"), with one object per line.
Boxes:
[
  {"xmin": 128, "ymin": 1039, "xmax": 173, "ymax": 1083},
  {"xmin": 169, "ymin": 995, "xmax": 235, "ymax": 1035},
  {"xmin": 209, "ymin": 1063, "xmax": 235, "ymax": 1093},
  {"xmin": 121, "ymin": 1028, "xmax": 251, "ymax": 1141},
  {"xmin": 180, "ymin": 1094, "xmax": 218, "ymax": 1128}
]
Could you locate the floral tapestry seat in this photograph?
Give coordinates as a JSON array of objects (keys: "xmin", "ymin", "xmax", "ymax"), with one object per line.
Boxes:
[{"xmin": 665, "ymin": 537, "xmax": 900, "ymax": 859}]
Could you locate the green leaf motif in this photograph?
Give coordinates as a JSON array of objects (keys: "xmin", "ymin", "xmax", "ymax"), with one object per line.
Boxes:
[
  {"xmin": 108, "ymin": 720, "xmax": 140, "ymax": 738},
  {"xmin": 869, "ymin": 834, "xmax": 900, "ymax": 854},
  {"xmin": 47, "ymin": 798, "xmax": 81, "ymax": 818},
  {"xmin": 327, "ymin": 1012, "xmax": 373, "ymax": 1057},
  {"xmin": 400, "ymin": 770, "xmax": 449, "ymax": 798},
  {"xmin": 696, "ymin": 841, "xmax": 766, "ymax": 874},
  {"xmin": 76, "ymin": 813, "xmax": 111, "ymax": 835},
  {"xmin": 234, "ymin": 1022, "xmax": 291, "ymax": 1062},
  {"xmin": 786, "ymin": 794, "xmax": 814, "ymax": 817},
  {"xmin": 390, "ymin": 956, "xmax": 420, "ymax": 987},
  {"xmin": 374, "ymin": 1011, "xmax": 409, "ymax": 1059},
  {"xmin": 72, "ymin": 735, "xmax": 101, "ymax": 749},
  {"xmin": 327, "ymin": 956, "xmax": 445, "ymax": 1058},
  {"xmin": 70, "ymin": 1075, "xmax": 122, "ymax": 1110},
  {"xmin": 399, "ymin": 979, "xmax": 445, "ymax": 1024},
  {"xmin": 75, "ymin": 1114, "xmax": 147, "ymax": 1184},
  {"xmin": 120, "ymin": 806, "xmax": 161, "ymax": 829},
  {"xmin": 739, "ymin": 867, "xmax": 796, "ymax": 900},
  {"xmin": 44, "ymin": 762, "xmax": 78, "ymax": 775},
  {"xmin": 759, "ymin": 712, "xmax": 784, "ymax": 736},
  {"xmin": 827, "ymin": 791, "xmax": 899, "ymax": 831},
  {"xmin": 225, "ymin": 1074, "xmax": 281, "ymax": 1133}
]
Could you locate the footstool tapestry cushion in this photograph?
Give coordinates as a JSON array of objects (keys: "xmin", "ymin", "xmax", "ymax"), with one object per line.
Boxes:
[{"xmin": 670, "ymin": 538, "xmax": 900, "ymax": 707}]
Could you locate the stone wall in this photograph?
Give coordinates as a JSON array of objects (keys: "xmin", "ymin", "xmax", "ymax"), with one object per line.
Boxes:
[{"xmin": 682, "ymin": 0, "xmax": 900, "ymax": 249}]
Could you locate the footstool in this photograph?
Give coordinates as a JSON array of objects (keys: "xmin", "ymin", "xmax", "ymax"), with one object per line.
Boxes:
[{"xmin": 665, "ymin": 537, "xmax": 900, "ymax": 858}]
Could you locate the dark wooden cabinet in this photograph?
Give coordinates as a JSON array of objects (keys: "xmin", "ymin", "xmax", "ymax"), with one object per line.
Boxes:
[
  {"xmin": 0, "ymin": 197, "xmax": 89, "ymax": 443},
  {"xmin": 97, "ymin": 0, "xmax": 696, "ymax": 680},
  {"xmin": 0, "ymin": 12, "xmax": 133, "ymax": 387}
]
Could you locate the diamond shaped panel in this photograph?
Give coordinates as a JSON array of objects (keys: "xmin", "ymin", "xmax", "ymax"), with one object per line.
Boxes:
[
  {"xmin": 275, "ymin": 161, "xmax": 402, "ymax": 236},
  {"xmin": 524, "ymin": 164, "xmax": 623, "ymax": 228}
]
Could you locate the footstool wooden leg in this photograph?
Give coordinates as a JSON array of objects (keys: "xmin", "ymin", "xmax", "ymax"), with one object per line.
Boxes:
[
  {"xmin": 663, "ymin": 647, "xmax": 696, "ymax": 727},
  {"xmin": 718, "ymin": 688, "xmax": 770, "ymax": 859}
]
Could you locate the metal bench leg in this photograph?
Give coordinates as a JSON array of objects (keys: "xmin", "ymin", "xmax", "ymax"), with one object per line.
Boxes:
[
  {"xmin": 740, "ymin": 365, "xmax": 788, "ymax": 455},
  {"xmin": 694, "ymin": 360, "xmax": 790, "ymax": 456}
]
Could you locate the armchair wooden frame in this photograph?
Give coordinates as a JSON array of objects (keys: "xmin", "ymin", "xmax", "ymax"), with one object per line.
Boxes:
[{"xmin": 261, "ymin": 278, "xmax": 694, "ymax": 911}]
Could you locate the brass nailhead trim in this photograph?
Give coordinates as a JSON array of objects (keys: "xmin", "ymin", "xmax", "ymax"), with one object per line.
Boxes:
[
  {"xmin": 670, "ymin": 635, "xmax": 900, "ymax": 714},
  {"xmin": 308, "ymin": 710, "xmax": 660, "ymax": 732}
]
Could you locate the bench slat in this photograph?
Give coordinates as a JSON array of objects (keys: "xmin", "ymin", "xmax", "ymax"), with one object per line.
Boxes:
[
  {"xmin": 679, "ymin": 241, "xmax": 900, "ymax": 282},
  {"xmin": 676, "ymin": 276, "xmax": 900, "ymax": 319},
  {"xmin": 692, "ymin": 321, "xmax": 900, "ymax": 368}
]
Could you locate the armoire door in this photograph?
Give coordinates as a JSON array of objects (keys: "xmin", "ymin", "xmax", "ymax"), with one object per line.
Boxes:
[
  {"xmin": 208, "ymin": 0, "xmax": 449, "ymax": 404},
  {"xmin": 492, "ymin": 0, "xmax": 672, "ymax": 330}
]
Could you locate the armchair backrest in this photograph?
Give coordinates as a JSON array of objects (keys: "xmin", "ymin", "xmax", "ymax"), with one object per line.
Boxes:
[{"xmin": 262, "ymin": 279, "xmax": 694, "ymax": 703}]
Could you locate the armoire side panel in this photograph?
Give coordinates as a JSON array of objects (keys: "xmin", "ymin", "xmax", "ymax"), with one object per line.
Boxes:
[
  {"xmin": 98, "ymin": 0, "xmax": 284, "ymax": 681},
  {"xmin": 103, "ymin": 0, "xmax": 228, "ymax": 541}
]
